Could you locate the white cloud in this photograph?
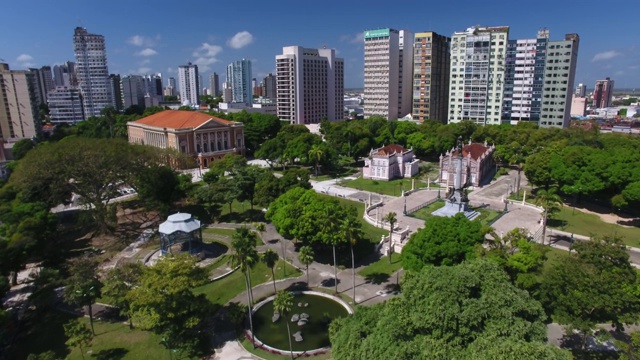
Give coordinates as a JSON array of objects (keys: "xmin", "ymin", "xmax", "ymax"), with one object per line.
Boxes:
[
  {"xmin": 16, "ymin": 54, "xmax": 35, "ymax": 68},
  {"xmin": 128, "ymin": 67, "xmax": 152, "ymax": 75},
  {"xmin": 340, "ymin": 33, "xmax": 364, "ymax": 44},
  {"xmin": 227, "ymin": 31, "xmax": 254, "ymax": 49},
  {"xmin": 139, "ymin": 59, "xmax": 151, "ymax": 65},
  {"xmin": 167, "ymin": 67, "xmax": 175, "ymax": 74},
  {"xmin": 192, "ymin": 42, "xmax": 223, "ymax": 72},
  {"xmin": 127, "ymin": 35, "xmax": 159, "ymax": 47},
  {"xmin": 592, "ymin": 50, "xmax": 621, "ymax": 62},
  {"xmin": 136, "ymin": 48, "xmax": 158, "ymax": 57}
]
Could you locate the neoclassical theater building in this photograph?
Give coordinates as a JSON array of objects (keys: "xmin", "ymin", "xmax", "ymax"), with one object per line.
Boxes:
[
  {"xmin": 439, "ymin": 141, "xmax": 495, "ymax": 187},
  {"xmin": 127, "ymin": 110, "xmax": 245, "ymax": 169}
]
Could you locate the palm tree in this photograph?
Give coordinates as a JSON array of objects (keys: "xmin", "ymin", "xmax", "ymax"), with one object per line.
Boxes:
[
  {"xmin": 262, "ymin": 249, "xmax": 279, "ymax": 293},
  {"xmin": 230, "ymin": 227, "xmax": 259, "ymax": 347},
  {"xmin": 273, "ymin": 291, "xmax": 295, "ymax": 360},
  {"xmin": 340, "ymin": 215, "xmax": 362, "ymax": 304},
  {"xmin": 533, "ymin": 188, "xmax": 563, "ymax": 245},
  {"xmin": 308, "ymin": 144, "xmax": 324, "ymax": 178},
  {"xmin": 384, "ymin": 212, "xmax": 397, "ymax": 264},
  {"xmin": 253, "ymin": 222, "xmax": 266, "ymax": 245},
  {"xmin": 298, "ymin": 245, "xmax": 315, "ymax": 286},
  {"xmin": 321, "ymin": 208, "xmax": 342, "ymax": 293}
]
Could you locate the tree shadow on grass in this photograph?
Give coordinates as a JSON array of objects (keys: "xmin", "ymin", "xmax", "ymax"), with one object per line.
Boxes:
[
  {"xmin": 547, "ymin": 218, "xmax": 568, "ymax": 228},
  {"xmin": 91, "ymin": 347, "xmax": 128, "ymax": 360},
  {"xmin": 364, "ymin": 272, "xmax": 389, "ymax": 285}
]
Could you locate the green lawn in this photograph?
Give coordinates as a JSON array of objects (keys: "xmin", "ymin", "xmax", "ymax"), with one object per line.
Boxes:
[
  {"xmin": 203, "ymin": 227, "xmax": 264, "ymax": 245},
  {"xmin": 341, "ymin": 177, "xmax": 428, "ymax": 197},
  {"xmin": 549, "ymin": 206, "xmax": 640, "ymax": 247},
  {"xmin": 358, "ymin": 253, "xmax": 403, "ymax": 284},
  {"xmin": 10, "ymin": 311, "xmax": 192, "ymax": 360},
  {"xmin": 320, "ymin": 194, "xmax": 388, "ymax": 244},
  {"xmin": 475, "ymin": 208, "xmax": 502, "ymax": 226},
  {"xmin": 409, "ymin": 200, "xmax": 445, "ymax": 221},
  {"xmin": 194, "ymin": 260, "xmax": 301, "ymax": 306},
  {"xmin": 540, "ymin": 245, "xmax": 571, "ymax": 273}
]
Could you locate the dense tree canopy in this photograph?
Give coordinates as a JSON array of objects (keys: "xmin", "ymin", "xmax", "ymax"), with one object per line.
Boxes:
[
  {"xmin": 541, "ymin": 236, "xmax": 640, "ymax": 348},
  {"xmin": 330, "ymin": 259, "xmax": 569, "ymax": 360},
  {"xmin": 401, "ymin": 213, "xmax": 487, "ymax": 270},
  {"xmin": 126, "ymin": 254, "xmax": 210, "ymax": 356}
]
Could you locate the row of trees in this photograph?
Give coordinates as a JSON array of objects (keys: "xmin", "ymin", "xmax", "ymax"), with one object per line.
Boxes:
[{"xmin": 266, "ymin": 187, "xmax": 364, "ymax": 293}]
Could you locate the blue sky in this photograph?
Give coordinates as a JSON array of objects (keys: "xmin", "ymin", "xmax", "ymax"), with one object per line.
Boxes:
[{"xmin": 1, "ymin": 0, "xmax": 638, "ymax": 90}]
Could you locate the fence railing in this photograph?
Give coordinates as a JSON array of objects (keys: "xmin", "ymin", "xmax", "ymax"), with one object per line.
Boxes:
[{"xmin": 406, "ymin": 198, "xmax": 439, "ymax": 215}]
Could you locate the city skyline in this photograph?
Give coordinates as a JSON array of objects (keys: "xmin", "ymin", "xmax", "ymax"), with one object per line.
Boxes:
[{"xmin": 0, "ymin": 0, "xmax": 638, "ymax": 90}]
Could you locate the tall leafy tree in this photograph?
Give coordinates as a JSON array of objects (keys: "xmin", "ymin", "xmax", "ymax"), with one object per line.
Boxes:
[
  {"xmin": 402, "ymin": 213, "xmax": 486, "ymax": 270},
  {"xmin": 273, "ymin": 291, "xmax": 295, "ymax": 360},
  {"xmin": 133, "ymin": 165, "xmax": 180, "ymax": 214},
  {"xmin": 541, "ymin": 236, "xmax": 640, "ymax": 350},
  {"xmin": 64, "ymin": 256, "xmax": 102, "ymax": 335},
  {"xmin": 262, "ymin": 249, "xmax": 279, "ymax": 293},
  {"xmin": 64, "ymin": 319, "xmax": 93, "ymax": 360},
  {"xmin": 101, "ymin": 262, "xmax": 144, "ymax": 329},
  {"xmin": 126, "ymin": 254, "xmax": 209, "ymax": 357},
  {"xmin": 330, "ymin": 259, "xmax": 568, "ymax": 359},
  {"xmin": 298, "ymin": 245, "xmax": 314, "ymax": 285},
  {"xmin": 533, "ymin": 187, "xmax": 563, "ymax": 245}
]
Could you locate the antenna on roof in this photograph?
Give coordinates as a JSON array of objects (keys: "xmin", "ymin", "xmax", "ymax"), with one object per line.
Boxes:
[{"xmin": 322, "ymin": 43, "xmax": 327, "ymax": 49}]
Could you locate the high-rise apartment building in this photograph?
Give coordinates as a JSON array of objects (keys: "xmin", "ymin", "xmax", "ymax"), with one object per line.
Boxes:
[
  {"xmin": 501, "ymin": 29, "xmax": 549, "ymax": 125},
  {"xmin": 364, "ymin": 28, "xmax": 413, "ymax": 120},
  {"xmin": 226, "ymin": 59, "xmax": 252, "ymax": 104},
  {"xmin": 411, "ymin": 31, "xmax": 451, "ymax": 122},
  {"xmin": 540, "ymin": 33, "xmax": 579, "ymax": 128},
  {"xmin": 263, "ymin": 73, "xmax": 277, "ymax": 101},
  {"xmin": 575, "ymin": 83, "xmax": 586, "ymax": 97},
  {"xmin": 121, "ymin": 75, "xmax": 146, "ymax": 109},
  {"xmin": 210, "ymin": 73, "xmax": 220, "ymax": 97},
  {"xmin": 47, "ymin": 86, "xmax": 84, "ymax": 124},
  {"xmin": 593, "ymin": 77, "xmax": 614, "ymax": 108},
  {"xmin": 53, "ymin": 61, "xmax": 76, "ymax": 87},
  {"xmin": 109, "ymin": 74, "xmax": 123, "ymax": 111},
  {"xmin": 0, "ymin": 63, "xmax": 40, "ymax": 140},
  {"xmin": 222, "ymin": 82, "xmax": 233, "ymax": 103},
  {"xmin": 178, "ymin": 62, "xmax": 200, "ymax": 106},
  {"xmin": 29, "ymin": 66, "xmax": 54, "ymax": 106},
  {"xmin": 73, "ymin": 27, "xmax": 114, "ymax": 118},
  {"xmin": 276, "ymin": 46, "xmax": 344, "ymax": 124},
  {"xmin": 448, "ymin": 25, "xmax": 509, "ymax": 125}
]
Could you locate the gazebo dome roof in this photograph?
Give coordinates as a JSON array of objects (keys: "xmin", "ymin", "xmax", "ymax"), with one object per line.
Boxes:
[{"xmin": 159, "ymin": 212, "xmax": 201, "ymax": 235}]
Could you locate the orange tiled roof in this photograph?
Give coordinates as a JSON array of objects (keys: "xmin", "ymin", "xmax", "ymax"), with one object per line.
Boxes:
[
  {"xmin": 453, "ymin": 143, "xmax": 490, "ymax": 160},
  {"xmin": 374, "ymin": 144, "xmax": 407, "ymax": 156},
  {"xmin": 132, "ymin": 110, "xmax": 233, "ymax": 129}
]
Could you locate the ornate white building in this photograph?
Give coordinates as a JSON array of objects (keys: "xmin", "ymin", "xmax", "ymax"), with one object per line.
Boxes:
[
  {"xmin": 363, "ymin": 144, "xmax": 419, "ymax": 181},
  {"xmin": 439, "ymin": 141, "xmax": 495, "ymax": 187}
]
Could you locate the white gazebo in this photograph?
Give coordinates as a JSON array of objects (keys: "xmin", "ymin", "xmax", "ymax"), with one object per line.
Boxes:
[{"xmin": 159, "ymin": 212, "xmax": 203, "ymax": 256}]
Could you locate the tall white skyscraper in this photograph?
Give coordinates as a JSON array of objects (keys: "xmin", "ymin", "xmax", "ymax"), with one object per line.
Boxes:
[
  {"xmin": 178, "ymin": 63, "xmax": 200, "ymax": 106},
  {"xmin": 276, "ymin": 46, "xmax": 344, "ymax": 124},
  {"xmin": 226, "ymin": 59, "xmax": 252, "ymax": 104},
  {"xmin": 540, "ymin": 33, "xmax": 579, "ymax": 128},
  {"xmin": 73, "ymin": 27, "xmax": 114, "ymax": 118},
  {"xmin": 363, "ymin": 28, "xmax": 413, "ymax": 120},
  {"xmin": 447, "ymin": 25, "xmax": 509, "ymax": 125}
]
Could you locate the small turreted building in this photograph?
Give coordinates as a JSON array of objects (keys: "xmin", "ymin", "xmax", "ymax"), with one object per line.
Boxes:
[
  {"xmin": 363, "ymin": 144, "xmax": 420, "ymax": 181},
  {"xmin": 439, "ymin": 141, "xmax": 495, "ymax": 187}
]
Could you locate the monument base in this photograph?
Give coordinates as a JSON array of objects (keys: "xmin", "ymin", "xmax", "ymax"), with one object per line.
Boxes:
[{"xmin": 432, "ymin": 200, "xmax": 479, "ymax": 221}]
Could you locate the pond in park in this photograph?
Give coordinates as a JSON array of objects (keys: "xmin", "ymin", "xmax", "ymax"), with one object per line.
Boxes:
[{"xmin": 252, "ymin": 293, "xmax": 350, "ymax": 352}]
